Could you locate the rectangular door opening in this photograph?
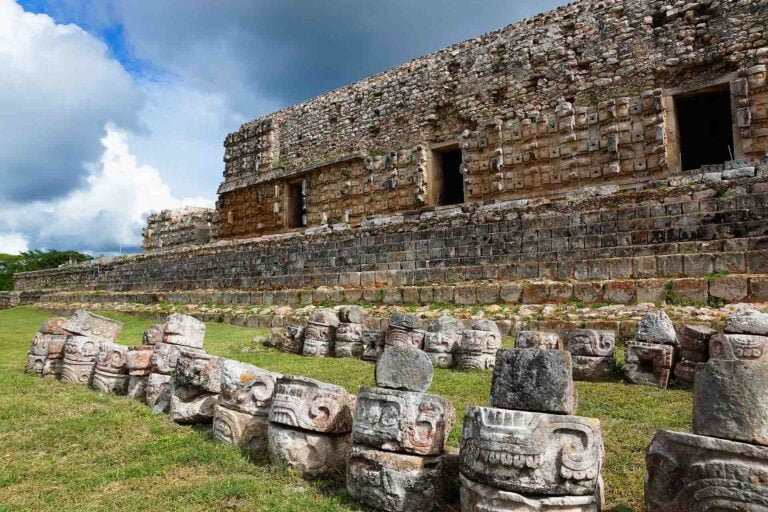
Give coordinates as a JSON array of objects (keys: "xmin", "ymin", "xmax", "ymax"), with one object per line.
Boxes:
[
  {"xmin": 432, "ymin": 146, "xmax": 465, "ymax": 206},
  {"xmin": 675, "ymin": 88, "xmax": 734, "ymax": 171},
  {"xmin": 286, "ymin": 181, "xmax": 305, "ymax": 229}
]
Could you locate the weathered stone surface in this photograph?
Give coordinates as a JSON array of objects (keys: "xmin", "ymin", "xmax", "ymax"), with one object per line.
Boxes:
[
  {"xmin": 460, "ymin": 406, "xmax": 604, "ymax": 496},
  {"xmin": 95, "ymin": 342, "xmax": 128, "ymax": 374},
  {"xmin": 267, "ymin": 423, "xmax": 351, "ymax": 480},
  {"xmin": 29, "ymin": 333, "xmax": 50, "ymax": 356},
  {"xmin": 624, "ymin": 341, "xmax": 674, "ymax": 389},
  {"xmin": 424, "ymin": 331, "xmax": 460, "ymax": 354},
  {"xmin": 275, "ymin": 325, "xmax": 304, "ymax": 354},
  {"xmin": 385, "ymin": 325, "xmax": 426, "ymax": 350},
  {"xmin": 491, "ymin": 349, "xmax": 577, "ymax": 414},
  {"xmin": 126, "ymin": 345, "xmax": 154, "ymax": 376},
  {"xmin": 375, "ymin": 346, "xmax": 434, "ymax": 392},
  {"xmin": 390, "ymin": 312, "xmax": 422, "ymax": 330},
  {"xmin": 61, "ymin": 359, "xmax": 95, "ymax": 385},
  {"xmin": 127, "ymin": 375, "xmax": 148, "ymax": 400},
  {"xmin": 142, "ymin": 324, "xmax": 164, "ymax": 345},
  {"xmin": 304, "ymin": 309, "xmax": 339, "ymax": 343},
  {"xmin": 219, "ymin": 360, "xmax": 281, "ymax": 416},
  {"xmin": 456, "ymin": 352, "xmax": 496, "ymax": 371},
  {"xmin": 46, "ymin": 334, "xmax": 67, "ymax": 358},
  {"xmin": 693, "ymin": 359, "xmax": 768, "ymax": 446},
  {"xmin": 269, "ymin": 376, "xmax": 356, "ymax": 434},
  {"xmin": 636, "ymin": 311, "xmax": 677, "ymax": 346},
  {"xmin": 709, "ymin": 333, "xmax": 768, "ymax": 361},
  {"xmin": 516, "ymin": 331, "xmax": 563, "ymax": 350},
  {"xmin": 302, "ymin": 338, "xmax": 331, "ymax": 357},
  {"xmin": 460, "ymin": 474, "xmax": 602, "ymax": 512},
  {"xmin": 151, "ymin": 342, "xmax": 202, "ymax": 375},
  {"xmin": 562, "ymin": 330, "xmax": 616, "ymax": 357},
  {"xmin": 339, "ymin": 305, "xmax": 364, "ymax": 324},
  {"xmin": 41, "ymin": 357, "xmax": 63, "ymax": 379},
  {"xmin": 174, "ymin": 351, "xmax": 222, "ymax": 393},
  {"xmin": 213, "ymin": 405, "xmax": 270, "ymax": 459},
  {"xmin": 169, "ymin": 386, "xmax": 218, "ymax": 424},
  {"xmin": 724, "ymin": 306, "xmax": 768, "ymax": 335},
  {"xmin": 353, "ymin": 387, "xmax": 455, "ymax": 456},
  {"xmin": 362, "ymin": 330, "xmax": 385, "ymax": 361},
  {"xmin": 426, "ymin": 351, "xmax": 454, "ymax": 369},
  {"xmin": 25, "ymin": 354, "xmax": 45, "ymax": 375},
  {"xmin": 163, "ymin": 313, "xmax": 205, "ymax": 349},
  {"xmin": 145, "ymin": 372, "xmax": 172, "ymax": 411},
  {"xmin": 572, "ymin": 355, "xmax": 615, "ymax": 382},
  {"xmin": 347, "ymin": 445, "xmax": 447, "ymax": 512},
  {"xmin": 677, "ymin": 324, "xmax": 715, "ymax": 354},
  {"xmin": 673, "ymin": 359, "xmax": 700, "ymax": 384},
  {"xmin": 91, "ymin": 368, "xmax": 129, "ymax": 394},
  {"xmin": 39, "ymin": 317, "xmax": 69, "ymax": 336},
  {"xmin": 336, "ymin": 322, "xmax": 363, "ymax": 343},
  {"xmin": 645, "ymin": 430, "xmax": 768, "ymax": 512},
  {"xmin": 63, "ymin": 336, "xmax": 102, "ymax": 362},
  {"xmin": 460, "ymin": 328, "xmax": 502, "ymax": 355},
  {"xmin": 333, "ymin": 341, "xmax": 364, "ymax": 358},
  {"xmin": 429, "ymin": 316, "xmax": 463, "ymax": 334},
  {"xmin": 62, "ymin": 310, "xmax": 122, "ymax": 340}
]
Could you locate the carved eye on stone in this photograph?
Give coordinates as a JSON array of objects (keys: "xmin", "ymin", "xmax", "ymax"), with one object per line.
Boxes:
[
  {"xmin": 251, "ymin": 380, "xmax": 274, "ymax": 402},
  {"xmin": 379, "ymin": 403, "xmax": 399, "ymax": 427}
]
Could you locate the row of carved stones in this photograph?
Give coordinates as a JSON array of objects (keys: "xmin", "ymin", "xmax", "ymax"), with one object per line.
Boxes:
[{"xmin": 645, "ymin": 306, "xmax": 768, "ymax": 511}]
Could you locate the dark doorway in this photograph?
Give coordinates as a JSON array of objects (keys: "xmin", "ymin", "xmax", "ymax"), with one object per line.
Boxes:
[
  {"xmin": 434, "ymin": 148, "xmax": 465, "ymax": 206},
  {"xmin": 286, "ymin": 181, "xmax": 305, "ymax": 229},
  {"xmin": 676, "ymin": 89, "xmax": 734, "ymax": 171}
]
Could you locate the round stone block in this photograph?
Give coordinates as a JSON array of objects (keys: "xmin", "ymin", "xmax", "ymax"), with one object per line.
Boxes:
[
  {"xmin": 375, "ymin": 346, "xmax": 434, "ymax": 392},
  {"xmin": 267, "ymin": 423, "xmax": 350, "ymax": 480}
]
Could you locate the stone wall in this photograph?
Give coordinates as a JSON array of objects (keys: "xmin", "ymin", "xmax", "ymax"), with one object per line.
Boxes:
[
  {"xmin": 215, "ymin": 0, "xmax": 768, "ymax": 239},
  {"xmin": 0, "ymin": 291, "xmax": 45, "ymax": 310},
  {"xmin": 142, "ymin": 207, "xmax": 214, "ymax": 252}
]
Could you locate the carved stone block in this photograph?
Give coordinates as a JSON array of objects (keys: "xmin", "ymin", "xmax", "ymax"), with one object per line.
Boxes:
[
  {"xmin": 337, "ymin": 322, "xmax": 363, "ymax": 343},
  {"xmin": 624, "ymin": 341, "xmax": 674, "ymax": 389},
  {"xmin": 562, "ymin": 330, "xmax": 615, "ymax": 357},
  {"xmin": 362, "ymin": 330, "xmax": 385, "ymax": 361},
  {"xmin": 219, "ymin": 360, "xmax": 281, "ymax": 416},
  {"xmin": 45, "ymin": 334, "xmax": 67, "ymax": 358},
  {"xmin": 142, "ymin": 323, "xmax": 164, "ymax": 345},
  {"xmin": 460, "ymin": 328, "xmax": 502, "ymax": 355},
  {"xmin": 304, "ymin": 309, "xmax": 339, "ymax": 342},
  {"xmin": 724, "ymin": 306, "xmax": 768, "ymax": 336},
  {"xmin": 646, "ymin": 430, "xmax": 768, "ymax": 511},
  {"xmin": 339, "ymin": 305, "xmax": 365, "ymax": 324},
  {"xmin": 95, "ymin": 342, "xmax": 128, "ymax": 374},
  {"xmin": 42, "ymin": 357, "xmax": 63, "ymax": 378},
  {"xmin": 347, "ymin": 444, "xmax": 447, "ymax": 512},
  {"xmin": 163, "ymin": 313, "xmax": 205, "ymax": 349},
  {"xmin": 429, "ymin": 315, "xmax": 464, "ymax": 335},
  {"xmin": 61, "ymin": 358, "xmax": 95, "ymax": 385},
  {"xmin": 636, "ymin": 311, "xmax": 677, "ymax": 346},
  {"xmin": 62, "ymin": 310, "xmax": 122, "ymax": 341},
  {"xmin": 694, "ymin": 359, "xmax": 768, "ymax": 446},
  {"xmin": 169, "ymin": 386, "xmax": 218, "ymax": 424},
  {"xmin": 390, "ymin": 312, "xmax": 422, "ymax": 330},
  {"xmin": 491, "ymin": 349, "xmax": 577, "ymax": 414},
  {"xmin": 333, "ymin": 341, "xmax": 364, "ymax": 358},
  {"xmin": 354, "ymin": 386, "xmax": 455, "ymax": 455},
  {"xmin": 174, "ymin": 351, "xmax": 222, "ymax": 393},
  {"xmin": 39, "ymin": 317, "xmax": 70, "ymax": 336},
  {"xmin": 709, "ymin": 333, "xmax": 768, "ymax": 361},
  {"xmin": 460, "ymin": 474, "xmax": 602, "ymax": 512},
  {"xmin": 269, "ymin": 376, "xmax": 356, "ymax": 434},
  {"xmin": 26, "ymin": 354, "xmax": 46, "ymax": 375},
  {"xmin": 572, "ymin": 355, "xmax": 615, "ymax": 382},
  {"xmin": 213, "ymin": 405, "xmax": 270, "ymax": 459},
  {"xmin": 145, "ymin": 372, "xmax": 173, "ymax": 411},
  {"xmin": 151, "ymin": 342, "xmax": 202, "ymax": 375},
  {"xmin": 677, "ymin": 324, "xmax": 714, "ymax": 357},
  {"xmin": 426, "ymin": 352, "xmax": 455, "ymax": 369},
  {"xmin": 460, "ymin": 406, "xmax": 604, "ymax": 496},
  {"xmin": 375, "ymin": 346, "xmax": 434, "ymax": 392},
  {"xmin": 63, "ymin": 336, "xmax": 102, "ymax": 363},
  {"xmin": 126, "ymin": 345, "xmax": 154, "ymax": 376},
  {"xmin": 456, "ymin": 352, "xmax": 496, "ymax": 371},
  {"xmin": 517, "ymin": 331, "xmax": 563, "ymax": 350},
  {"xmin": 91, "ymin": 368, "xmax": 129, "ymax": 394},
  {"xmin": 424, "ymin": 332, "xmax": 460, "ymax": 356},
  {"xmin": 29, "ymin": 333, "xmax": 51, "ymax": 356},
  {"xmin": 267, "ymin": 423, "xmax": 351, "ymax": 480},
  {"xmin": 127, "ymin": 375, "xmax": 148, "ymax": 401},
  {"xmin": 386, "ymin": 325, "xmax": 426, "ymax": 350},
  {"xmin": 302, "ymin": 338, "xmax": 331, "ymax": 357}
]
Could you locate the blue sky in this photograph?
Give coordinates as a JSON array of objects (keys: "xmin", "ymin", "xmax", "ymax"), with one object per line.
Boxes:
[{"xmin": 0, "ymin": 0, "xmax": 569, "ymax": 255}]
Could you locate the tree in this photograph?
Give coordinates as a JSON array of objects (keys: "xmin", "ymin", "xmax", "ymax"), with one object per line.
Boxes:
[{"xmin": 0, "ymin": 250, "xmax": 92, "ymax": 291}]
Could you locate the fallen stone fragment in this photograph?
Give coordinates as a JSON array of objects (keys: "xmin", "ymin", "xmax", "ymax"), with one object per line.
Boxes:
[
  {"xmin": 145, "ymin": 372, "xmax": 173, "ymax": 411},
  {"xmin": 163, "ymin": 313, "xmax": 205, "ymax": 349},
  {"xmin": 336, "ymin": 322, "xmax": 364, "ymax": 343},
  {"xmin": 91, "ymin": 368, "xmax": 129, "ymax": 394},
  {"xmin": 62, "ymin": 310, "xmax": 122, "ymax": 341},
  {"xmin": 25, "ymin": 354, "xmax": 46, "ymax": 375},
  {"xmin": 151, "ymin": 342, "xmax": 202, "ymax": 375},
  {"xmin": 460, "ymin": 474, "xmax": 602, "ymax": 512},
  {"xmin": 572, "ymin": 355, "xmax": 616, "ymax": 382},
  {"xmin": 63, "ymin": 336, "xmax": 102, "ymax": 362},
  {"xmin": 389, "ymin": 312, "xmax": 422, "ymax": 330},
  {"xmin": 338, "ymin": 305, "xmax": 364, "ymax": 324},
  {"xmin": 142, "ymin": 323, "xmax": 164, "ymax": 345},
  {"xmin": 169, "ymin": 386, "xmax": 218, "ymax": 424},
  {"xmin": 456, "ymin": 352, "xmax": 496, "ymax": 371},
  {"xmin": 490, "ymin": 349, "xmax": 577, "ymax": 414},
  {"xmin": 677, "ymin": 324, "xmax": 715, "ymax": 355},
  {"xmin": 126, "ymin": 345, "xmax": 154, "ymax": 376},
  {"xmin": 645, "ymin": 430, "xmax": 768, "ymax": 511},
  {"xmin": 624, "ymin": 341, "xmax": 674, "ymax": 389},
  {"xmin": 95, "ymin": 342, "xmax": 128, "ymax": 374},
  {"xmin": 636, "ymin": 311, "xmax": 677, "ymax": 345},
  {"xmin": 174, "ymin": 351, "xmax": 222, "ymax": 393},
  {"xmin": 561, "ymin": 330, "xmax": 615, "ymax": 357},
  {"xmin": 267, "ymin": 423, "xmax": 350, "ymax": 480},
  {"xmin": 724, "ymin": 306, "xmax": 768, "ymax": 335},
  {"xmin": 516, "ymin": 331, "xmax": 563, "ymax": 350},
  {"xmin": 39, "ymin": 317, "xmax": 70, "ymax": 336},
  {"xmin": 361, "ymin": 330, "xmax": 385, "ymax": 362},
  {"xmin": 41, "ymin": 357, "xmax": 63, "ymax": 379},
  {"xmin": 353, "ymin": 387, "xmax": 455, "ymax": 456},
  {"xmin": 428, "ymin": 316, "xmax": 464, "ymax": 334},
  {"xmin": 127, "ymin": 375, "xmax": 148, "ymax": 401},
  {"xmin": 269, "ymin": 376, "xmax": 356, "ymax": 434},
  {"xmin": 673, "ymin": 359, "xmax": 700, "ymax": 384},
  {"xmin": 213, "ymin": 405, "xmax": 270, "ymax": 459},
  {"xmin": 424, "ymin": 331, "xmax": 460, "ymax": 354},
  {"xmin": 304, "ymin": 309, "xmax": 339, "ymax": 343},
  {"xmin": 709, "ymin": 333, "xmax": 768, "ymax": 361},
  {"xmin": 61, "ymin": 359, "xmax": 95, "ymax": 385},
  {"xmin": 29, "ymin": 333, "xmax": 51, "ymax": 356},
  {"xmin": 460, "ymin": 406, "xmax": 603, "ymax": 496},
  {"xmin": 375, "ymin": 346, "xmax": 434, "ymax": 392},
  {"xmin": 273, "ymin": 325, "xmax": 304, "ymax": 354},
  {"xmin": 219, "ymin": 360, "xmax": 281, "ymax": 416}
]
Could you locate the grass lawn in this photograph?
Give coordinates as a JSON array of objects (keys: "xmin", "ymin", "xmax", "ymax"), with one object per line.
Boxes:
[{"xmin": 0, "ymin": 306, "xmax": 693, "ymax": 511}]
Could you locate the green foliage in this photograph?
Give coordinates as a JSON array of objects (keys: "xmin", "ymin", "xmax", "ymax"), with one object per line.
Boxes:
[{"xmin": 0, "ymin": 250, "xmax": 92, "ymax": 291}]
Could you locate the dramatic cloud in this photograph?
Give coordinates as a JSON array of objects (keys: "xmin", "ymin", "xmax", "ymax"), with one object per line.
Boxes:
[
  {"xmin": 0, "ymin": 234, "xmax": 29, "ymax": 255},
  {"xmin": 0, "ymin": 0, "xmax": 142, "ymax": 201}
]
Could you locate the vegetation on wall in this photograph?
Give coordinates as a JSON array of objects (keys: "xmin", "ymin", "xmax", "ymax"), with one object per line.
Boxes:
[{"xmin": 0, "ymin": 250, "xmax": 92, "ymax": 291}]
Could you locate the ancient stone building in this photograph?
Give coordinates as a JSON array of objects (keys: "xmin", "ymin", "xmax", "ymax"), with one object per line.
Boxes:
[{"xmin": 142, "ymin": 207, "xmax": 214, "ymax": 252}]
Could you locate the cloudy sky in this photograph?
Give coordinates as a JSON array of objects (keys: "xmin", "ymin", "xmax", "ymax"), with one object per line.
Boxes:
[{"xmin": 0, "ymin": 0, "xmax": 568, "ymax": 255}]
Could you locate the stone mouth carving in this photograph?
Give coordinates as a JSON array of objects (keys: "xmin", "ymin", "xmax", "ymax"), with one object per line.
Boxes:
[
  {"xmin": 269, "ymin": 377, "xmax": 355, "ymax": 434},
  {"xmin": 461, "ymin": 330, "xmax": 501, "ymax": 355}
]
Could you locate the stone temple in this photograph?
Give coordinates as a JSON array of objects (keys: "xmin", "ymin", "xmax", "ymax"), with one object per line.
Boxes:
[{"xmin": 7, "ymin": 0, "xmax": 768, "ymax": 309}]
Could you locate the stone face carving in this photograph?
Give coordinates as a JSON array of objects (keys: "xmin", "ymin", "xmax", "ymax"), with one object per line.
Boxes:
[
  {"xmin": 336, "ymin": 322, "xmax": 363, "ymax": 343},
  {"xmin": 302, "ymin": 338, "xmax": 331, "ymax": 357},
  {"xmin": 724, "ymin": 306, "xmax": 768, "ymax": 336},
  {"xmin": 375, "ymin": 346, "xmax": 434, "ymax": 393},
  {"xmin": 269, "ymin": 376, "xmax": 356, "ymax": 434},
  {"xmin": 424, "ymin": 332, "xmax": 460, "ymax": 354},
  {"xmin": 29, "ymin": 333, "xmax": 51, "ymax": 356},
  {"xmin": 645, "ymin": 429, "xmax": 768, "ymax": 512},
  {"xmin": 151, "ymin": 342, "xmax": 201, "ymax": 374},
  {"xmin": 145, "ymin": 372, "xmax": 173, "ymax": 410},
  {"xmin": 142, "ymin": 324, "xmax": 164, "ymax": 345},
  {"xmin": 457, "ymin": 352, "xmax": 496, "ymax": 371},
  {"xmin": 169, "ymin": 386, "xmax": 219, "ymax": 424},
  {"xmin": 636, "ymin": 311, "xmax": 677, "ymax": 346},
  {"xmin": 163, "ymin": 313, "xmax": 205, "ymax": 349},
  {"xmin": 460, "ymin": 406, "xmax": 604, "ymax": 496},
  {"xmin": 219, "ymin": 360, "xmax": 281, "ymax": 416},
  {"xmin": 91, "ymin": 368, "xmax": 129, "ymax": 394},
  {"xmin": 561, "ymin": 330, "xmax": 615, "ymax": 357},
  {"xmin": 39, "ymin": 317, "xmax": 69, "ymax": 336},
  {"xmin": 61, "ymin": 359, "xmax": 95, "ymax": 385},
  {"xmin": 62, "ymin": 310, "xmax": 122, "ymax": 341},
  {"xmin": 386, "ymin": 312, "xmax": 426, "ymax": 349},
  {"xmin": 304, "ymin": 309, "xmax": 339, "ymax": 343},
  {"xmin": 491, "ymin": 349, "xmax": 578, "ymax": 414},
  {"xmin": 213, "ymin": 405, "xmax": 270, "ymax": 459},
  {"xmin": 624, "ymin": 341, "xmax": 674, "ymax": 389},
  {"xmin": 174, "ymin": 351, "xmax": 222, "ymax": 393},
  {"xmin": 693, "ymin": 359, "xmax": 768, "ymax": 446},
  {"xmin": 353, "ymin": 387, "xmax": 455, "ymax": 456},
  {"xmin": 63, "ymin": 336, "xmax": 102, "ymax": 362},
  {"xmin": 278, "ymin": 325, "xmax": 304, "ymax": 354},
  {"xmin": 26, "ymin": 354, "xmax": 46, "ymax": 375},
  {"xmin": 457, "ymin": 322, "xmax": 502, "ymax": 372},
  {"xmin": 126, "ymin": 345, "xmax": 154, "ymax": 376},
  {"xmin": 426, "ymin": 351, "xmax": 455, "ymax": 370},
  {"xmin": 460, "ymin": 474, "xmax": 602, "ymax": 512},
  {"xmin": 347, "ymin": 445, "xmax": 448, "ymax": 512},
  {"xmin": 41, "ymin": 357, "xmax": 64, "ymax": 379},
  {"xmin": 267, "ymin": 423, "xmax": 351, "ymax": 480},
  {"xmin": 95, "ymin": 342, "xmax": 128, "ymax": 374},
  {"xmin": 709, "ymin": 333, "xmax": 768, "ymax": 361},
  {"xmin": 516, "ymin": 331, "xmax": 563, "ymax": 351},
  {"xmin": 127, "ymin": 375, "xmax": 148, "ymax": 400}
]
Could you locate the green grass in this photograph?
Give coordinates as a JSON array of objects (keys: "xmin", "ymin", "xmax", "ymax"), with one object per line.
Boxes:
[{"xmin": 0, "ymin": 307, "xmax": 693, "ymax": 511}]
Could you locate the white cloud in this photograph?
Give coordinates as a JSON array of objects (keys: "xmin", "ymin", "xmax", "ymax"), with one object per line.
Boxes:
[{"xmin": 0, "ymin": 233, "xmax": 29, "ymax": 255}]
